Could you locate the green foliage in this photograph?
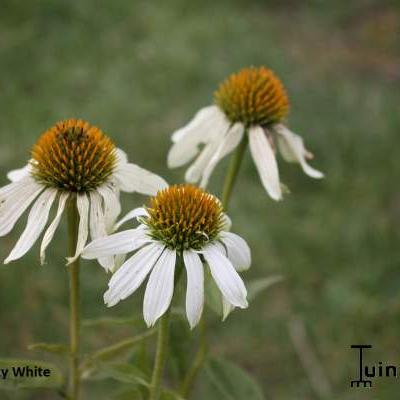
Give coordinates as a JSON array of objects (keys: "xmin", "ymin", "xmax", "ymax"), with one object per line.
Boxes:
[
  {"xmin": 247, "ymin": 276, "xmax": 284, "ymax": 302},
  {"xmin": 82, "ymin": 330, "xmax": 155, "ymax": 368},
  {"xmin": 113, "ymin": 387, "xmax": 145, "ymax": 400},
  {"xmin": 204, "ymin": 358, "xmax": 265, "ymax": 400},
  {"xmin": 0, "ymin": 359, "xmax": 63, "ymax": 391},
  {"xmin": 84, "ymin": 362, "xmax": 149, "ymax": 387},
  {"xmin": 27, "ymin": 342, "xmax": 69, "ymax": 356},
  {"xmin": 161, "ymin": 389, "xmax": 186, "ymax": 400}
]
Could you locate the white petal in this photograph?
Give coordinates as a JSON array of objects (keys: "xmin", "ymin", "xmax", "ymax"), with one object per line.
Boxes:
[
  {"xmin": 104, "ymin": 243, "xmax": 164, "ymax": 307},
  {"xmin": 89, "ymin": 191, "xmax": 114, "ymax": 271},
  {"xmin": 221, "ymin": 213, "xmax": 232, "ymax": 231},
  {"xmin": 40, "ymin": 192, "xmax": 69, "ymax": 265},
  {"xmin": 113, "ymin": 253, "xmax": 127, "ymax": 272},
  {"xmin": 220, "ymin": 231, "xmax": 251, "ymax": 271},
  {"xmin": 115, "ymin": 163, "xmax": 168, "ymax": 195},
  {"xmin": 274, "ymin": 124, "xmax": 324, "ymax": 179},
  {"xmin": 222, "ymin": 296, "xmax": 235, "ymax": 321},
  {"xmin": 66, "ymin": 193, "xmax": 89, "ymax": 265},
  {"xmin": 249, "ymin": 126, "xmax": 282, "ymax": 201},
  {"xmin": 97, "ymin": 183, "xmax": 121, "ymax": 233},
  {"xmin": 0, "ymin": 178, "xmax": 44, "ymax": 236},
  {"xmin": 4, "ymin": 188, "xmax": 57, "ymax": 264},
  {"xmin": 168, "ymin": 106, "xmax": 229, "ymax": 168},
  {"xmin": 143, "ymin": 248, "xmax": 176, "ymax": 327},
  {"xmin": 115, "ymin": 148, "xmax": 128, "ymax": 164},
  {"xmin": 202, "ymin": 243, "xmax": 247, "ymax": 308},
  {"xmin": 7, "ymin": 163, "xmax": 32, "ymax": 182},
  {"xmin": 183, "ymin": 250, "xmax": 204, "ymax": 329},
  {"xmin": 200, "ymin": 123, "xmax": 244, "ymax": 188},
  {"xmin": 185, "ymin": 140, "xmax": 221, "ymax": 183},
  {"xmin": 82, "ymin": 226, "xmax": 149, "ymax": 259},
  {"xmin": 171, "ymin": 106, "xmax": 219, "ymax": 143},
  {"xmin": 113, "ymin": 207, "xmax": 149, "ymax": 231}
]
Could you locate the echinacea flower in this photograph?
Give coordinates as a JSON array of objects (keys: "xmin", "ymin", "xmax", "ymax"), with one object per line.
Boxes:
[
  {"xmin": 167, "ymin": 66, "xmax": 324, "ymax": 200},
  {"xmin": 0, "ymin": 119, "xmax": 167, "ymax": 268},
  {"xmin": 82, "ymin": 184, "xmax": 250, "ymax": 328}
]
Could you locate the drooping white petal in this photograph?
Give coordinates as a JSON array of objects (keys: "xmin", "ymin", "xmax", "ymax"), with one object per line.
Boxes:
[
  {"xmin": 183, "ymin": 250, "xmax": 204, "ymax": 329},
  {"xmin": 40, "ymin": 192, "xmax": 69, "ymax": 265},
  {"xmin": 168, "ymin": 106, "xmax": 230, "ymax": 169},
  {"xmin": 220, "ymin": 231, "xmax": 251, "ymax": 271},
  {"xmin": 249, "ymin": 126, "xmax": 282, "ymax": 201},
  {"xmin": 104, "ymin": 243, "xmax": 164, "ymax": 307},
  {"xmin": 113, "ymin": 207, "xmax": 149, "ymax": 231},
  {"xmin": 0, "ymin": 178, "xmax": 44, "ymax": 236},
  {"xmin": 66, "ymin": 193, "xmax": 89, "ymax": 265},
  {"xmin": 200, "ymin": 123, "xmax": 245, "ymax": 188},
  {"xmin": 115, "ymin": 163, "xmax": 168, "ymax": 195},
  {"xmin": 222, "ymin": 296, "xmax": 235, "ymax": 321},
  {"xmin": 4, "ymin": 188, "xmax": 57, "ymax": 264},
  {"xmin": 89, "ymin": 191, "xmax": 114, "ymax": 271},
  {"xmin": 185, "ymin": 140, "xmax": 221, "ymax": 183},
  {"xmin": 97, "ymin": 183, "xmax": 121, "ymax": 232},
  {"xmin": 7, "ymin": 163, "xmax": 32, "ymax": 182},
  {"xmin": 202, "ymin": 243, "xmax": 247, "ymax": 309},
  {"xmin": 143, "ymin": 248, "xmax": 176, "ymax": 327},
  {"xmin": 82, "ymin": 226, "xmax": 149, "ymax": 259},
  {"xmin": 171, "ymin": 105, "xmax": 221, "ymax": 143},
  {"xmin": 274, "ymin": 124, "xmax": 324, "ymax": 179}
]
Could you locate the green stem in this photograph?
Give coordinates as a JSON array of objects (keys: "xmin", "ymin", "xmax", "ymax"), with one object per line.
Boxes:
[
  {"xmin": 179, "ymin": 318, "xmax": 207, "ymax": 398},
  {"xmin": 67, "ymin": 199, "xmax": 81, "ymax": 400},
  {"xmin": 148, "ymin": 310, "xmax": 171, "ymax": 400},
  {"xmin": 221, "ymin": 134, "xmax": 248, "ymax": 210}
]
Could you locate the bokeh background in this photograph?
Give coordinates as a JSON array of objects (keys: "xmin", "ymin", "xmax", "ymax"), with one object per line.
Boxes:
[{"xmin": 1, "ymin": 0, "xmax": 399, "ymax": 399}]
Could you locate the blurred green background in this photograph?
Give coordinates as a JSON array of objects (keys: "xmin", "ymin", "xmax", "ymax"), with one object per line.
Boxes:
[{"xmin": 1, "ymin": 0, "xmax": 399, "ymax": 399}]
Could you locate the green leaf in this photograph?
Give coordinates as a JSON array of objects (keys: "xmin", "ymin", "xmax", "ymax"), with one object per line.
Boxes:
[
  {"xmin": 0, "ymin": 358, "xmax": 63, "ymax": 390},
  {"xmin": 113, "ymin": 387, "xmax": 145, "ymax": 400},
  {"xmin": 160, "ymin": 389, "xmax": 186, "ymax": 400},
  {"xmin": 83, "ymin": 329, "xmax": 155, "ymax": 366},
  {"xmin": 84, "ymin": 362, "xmax": 149, "ymax": 387},
  {"xmin": 204, "ymin": 358, "xmax": 265, "ymax": 400},
  {"xmin": 247, "ymin": 276, "xmax": 284, "ymax": 302},
  {"xmin": 82, "ymin": 316, "xmax": 143, "ymax": 328},
  {"xmin": 28, "ymin": 342, "xmax": 69, "ymax": 356}
]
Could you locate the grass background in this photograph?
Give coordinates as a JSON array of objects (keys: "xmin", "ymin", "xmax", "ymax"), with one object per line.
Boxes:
[{"xmin": 0, "ymin": 0, "xmax": 399, "ymax": 399}]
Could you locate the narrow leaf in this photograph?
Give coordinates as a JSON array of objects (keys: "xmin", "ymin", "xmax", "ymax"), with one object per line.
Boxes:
[
  {"xmin": 84, "ymin": 362, "xmax": 149, "ymax": 387},
  {"xmin": 247, "ymin": 275, "xmax": 284, "ymax": 302},
  {"xmin": 28, "ymin": 343, "xmax": 69, "ymax": 356},
  {"xmin": 161, "ymin": 389, "xmax": 186, "ymax": 400},
  {"xmin": 86, "ymin": 330, "xmax": 155, "ymax": 364},
  {"xmin": 205, "ymin": 358, "xmax": 265, "ymax": 400}
]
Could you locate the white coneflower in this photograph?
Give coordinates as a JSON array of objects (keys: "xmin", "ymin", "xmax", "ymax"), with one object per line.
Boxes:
[
  {"xmin": 167, "ymin": 66, "xmax": 324, "ymax": 200},
  {"xmin": 82, "ymin": 184, "xmax": 250, "ymax": 328},
  {"xmin": 0, "ymin": 119, "xmax": 167, "ymax": 268}
]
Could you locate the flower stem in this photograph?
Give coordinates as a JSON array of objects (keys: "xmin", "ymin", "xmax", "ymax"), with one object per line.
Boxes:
[
  {"xmin": 67, "ymin": 199, "xmax": 81, "ymax": 400},
  {"xmin": 179, "ymin": 318, "xmax": 207, "ymax": 398},
  {"xmin": 221, "ymin": 134, "xmax": 248, "ymax": 210},
  {"xmin": 148, "ymin": 310, "xmax": 171, "ymax": 400}
]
